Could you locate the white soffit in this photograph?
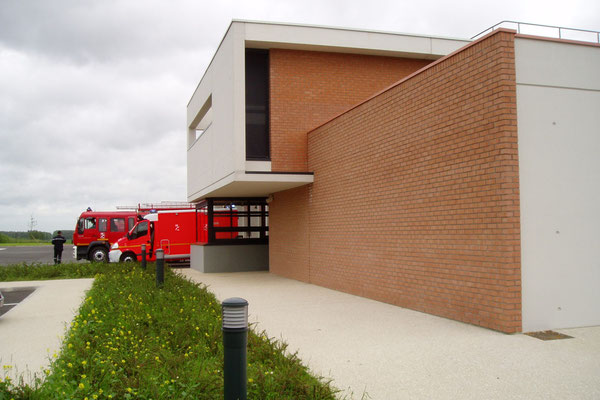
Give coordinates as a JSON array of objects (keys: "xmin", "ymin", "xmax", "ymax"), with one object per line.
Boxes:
[{"xmin": 188, "ymin": 172, "xmax": 314, "ymax": 201}]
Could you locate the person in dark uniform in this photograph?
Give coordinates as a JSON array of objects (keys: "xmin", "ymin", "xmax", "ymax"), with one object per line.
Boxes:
[{"xmin": 52, "ymin": 231, "xmax": 67, "ymax": 264}]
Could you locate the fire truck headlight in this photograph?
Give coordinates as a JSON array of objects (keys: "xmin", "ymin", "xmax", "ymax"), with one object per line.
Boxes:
[{"xmin": 111, "ymin": 242, "xmax": 119, "ymax": 249}]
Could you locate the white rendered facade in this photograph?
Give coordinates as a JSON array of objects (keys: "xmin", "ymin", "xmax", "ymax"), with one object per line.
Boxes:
[{"xmin": 516, "ymin": 37, "xmax": 600, "ymax": 331}]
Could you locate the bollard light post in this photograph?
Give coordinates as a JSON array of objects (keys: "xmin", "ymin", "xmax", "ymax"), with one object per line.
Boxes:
[
  {"xmin": 141, "ymin": 244, "xmax": 147, "ymax": 270},
  {"xmin": 156, "ymin": 249, "xmax": 164, "ymax": 288},
  {"xmin": 222, "ymin": 297, "xmax": 248, "ymax": 400}
]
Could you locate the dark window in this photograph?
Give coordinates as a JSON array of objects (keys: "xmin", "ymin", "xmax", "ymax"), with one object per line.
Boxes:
[
  {"xmin": 111, "ymin": 218, "xmax": 126, "ymax": 232},
  {"xmin": 131, "ymin": 221, "xmax": 148, "ymax": 240},
  {"xmin": 245, "ymin": 49, "xmax": 270, "ymax": 160},
  {"xmin": 197, "ymin": 198, "xmax": 269, "ymax": 245},
  {"xmin": 98, "ymin": 218, "xmax": 108, "ymax": 232},
  {"xmin": 128, "ymin": 217, "xmax": 135, "ymax": 231}
]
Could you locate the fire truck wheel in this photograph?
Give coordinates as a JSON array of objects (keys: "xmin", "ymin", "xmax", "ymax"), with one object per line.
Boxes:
[
  {"xmin": 120, "ymin": 253, "xmax": 136, "ymax": 262},
  {"xmin": 90, "ymin": 247, "xmax": 108, "ymax": 263}
]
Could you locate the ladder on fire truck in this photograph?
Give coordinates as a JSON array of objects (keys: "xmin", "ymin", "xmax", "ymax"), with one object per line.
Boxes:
[{"xmin": 116, "ymin": 201, "xmax": 196, "ymax": 212}]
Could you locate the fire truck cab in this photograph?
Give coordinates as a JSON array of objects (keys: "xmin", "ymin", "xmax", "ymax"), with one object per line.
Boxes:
[{"xmin": 73, "ymin": 210, "xmax": 139, "ymax": 262}]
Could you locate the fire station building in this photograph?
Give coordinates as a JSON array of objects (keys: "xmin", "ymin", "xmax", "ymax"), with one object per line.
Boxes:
[{"xmin": 186, "ymin": 20, "xmax": 600, "ymax": 333}]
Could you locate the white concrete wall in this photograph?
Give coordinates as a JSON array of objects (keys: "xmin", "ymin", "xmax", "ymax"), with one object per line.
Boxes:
[
  {"xmin": 187, "ymin": 23, "xmax": 246, "ymax": 202},
  {"xmin": 516, "ymin": 37, "xmax": 600, "ymax": 331},
  {"xmin": 191, "ymin": 244, "xmax": 269, "ymax": 272}
]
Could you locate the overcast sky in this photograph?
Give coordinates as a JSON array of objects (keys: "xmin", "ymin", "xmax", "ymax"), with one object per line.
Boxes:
[{"xmin": 0, "ymin": 0, "xmax": 598, "ymax": 233}]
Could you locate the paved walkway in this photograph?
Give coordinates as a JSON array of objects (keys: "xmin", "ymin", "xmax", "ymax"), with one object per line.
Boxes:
[
  {"xmin": 0, "ymin": 279, "xmax": 93, "ymax": 384},
  {"xmin": 179, "ymin": 269, "xmax": 600, "ymax": 400}
]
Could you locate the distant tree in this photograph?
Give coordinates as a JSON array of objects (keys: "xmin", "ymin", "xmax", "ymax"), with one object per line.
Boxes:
[
  {"xmin": 30, "ymin": 230, "xmax": 51, "ymax": 240},
  {"xmin": 0, "ymin": 230, "xmax": 52, "ymax": 241},
  {"xmin": 1, "ymin": 231, "xmax": 29, "ymax": 240}
]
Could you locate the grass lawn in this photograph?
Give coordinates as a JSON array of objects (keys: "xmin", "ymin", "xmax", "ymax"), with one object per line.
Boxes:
[
  {"xmin": 0, "ymin": 262, "xmax": 106, "ymax": 282},
  {"xmin": 0, "ymin": 263, "xmax": 338, "ymax": 399}
]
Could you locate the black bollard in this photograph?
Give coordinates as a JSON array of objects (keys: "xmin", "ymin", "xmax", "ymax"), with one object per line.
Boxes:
[
  {"xmin": 222, "ymin": 297, "xmax": 248, "ymax": 400},
  {"xmin": 156, "ymin": 249, "xmax": 164, "ymax": 288},
  {"xmin": 141, "ymin": 244, "xmax": 147, "ymax": 270}
]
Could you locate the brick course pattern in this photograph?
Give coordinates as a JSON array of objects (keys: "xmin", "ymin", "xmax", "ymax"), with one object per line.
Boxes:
[
  {"xmin": 269, "ymin": 50, "xmax": 431, "ymax": 283},
  {"xmin": 268, "ymin": 185, "xmax": 311, "ymax": 282},
  {"xmin": 273, "ymin": 30, "xmax": 522, "ymax": 333},
  {"xmin": 269, "ymin": 49, "xmax": 431, "ymax": 172}
]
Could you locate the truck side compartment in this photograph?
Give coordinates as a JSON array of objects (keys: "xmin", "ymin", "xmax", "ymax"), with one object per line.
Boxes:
[{"xmin": 109, "ymin": 209, "xmax": 199, "ymax": 263}]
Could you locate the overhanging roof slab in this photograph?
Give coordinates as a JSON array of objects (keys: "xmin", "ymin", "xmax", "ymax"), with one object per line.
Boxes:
[{"xmin": 188, "ymin": 171, "xmax": 314, "ymax": 201}]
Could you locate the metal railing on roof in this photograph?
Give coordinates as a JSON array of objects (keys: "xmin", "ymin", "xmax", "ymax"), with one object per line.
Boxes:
[{"xmin": 472, "ymin": 21, "xmax": 600, "ymax": 44}]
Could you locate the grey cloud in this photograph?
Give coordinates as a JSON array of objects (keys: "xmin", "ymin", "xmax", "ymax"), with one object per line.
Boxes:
[
  {"xmin": 0, "ymin": 131, "xmax": 186, "ymax": 231},
  {"xmin": 0, "ymin": 0, "xmax": 227, "ymax": 64},
  {"xmin": 1, "ymin": 0, "xmax": 598, "ymax": 233}
]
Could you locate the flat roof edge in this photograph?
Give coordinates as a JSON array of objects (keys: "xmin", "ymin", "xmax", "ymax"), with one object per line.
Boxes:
[{"xmin": 231, "ymin": 19, "xmax": 470, "ymax": 42}]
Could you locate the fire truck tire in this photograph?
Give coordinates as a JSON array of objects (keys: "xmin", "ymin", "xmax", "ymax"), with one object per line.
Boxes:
[
  {"xmin": 89, "ymin": 247, "xmax": 108, "ymax": 263},
  {"xmin": 120, "ymin": 252, "xmax": 136, "ymax": 262}
]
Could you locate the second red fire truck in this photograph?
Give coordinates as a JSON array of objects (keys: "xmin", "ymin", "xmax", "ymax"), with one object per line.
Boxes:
[{"xmin": 108, "ymin": 207, "xmax": 238, "ymax": 263}]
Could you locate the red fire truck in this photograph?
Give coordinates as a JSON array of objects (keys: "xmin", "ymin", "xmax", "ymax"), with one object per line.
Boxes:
[
  {"xmin": 109, "ymin": 207, "xmax": 238, "ymax": 263},
  {"xmin": 73, "ymin": 203, "xmax": 195, "ymax": 262}
]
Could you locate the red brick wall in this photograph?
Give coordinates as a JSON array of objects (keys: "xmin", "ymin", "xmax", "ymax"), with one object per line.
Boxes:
[
  {"xmin": 269, "ymin": 49, "xmax": 431, "ymax": 172},
  {"xmin": 268, "ymin": 185, "xmax": 310, "ymax": 281},
  {"xmin": 305, "ymin": 30, "xmax": 521, "ymax": 333}
]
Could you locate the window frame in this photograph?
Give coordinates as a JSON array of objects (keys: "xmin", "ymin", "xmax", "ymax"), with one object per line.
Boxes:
[
  {"xmin": 197, "ymin": 197, "xmax": 269, "ymax": 245},
  {"xmin": 110, "ymin": 218, "xmax": 126, "ymax": 233},
  {"xmin": 245, "ymin": 48, "xmax": 271, "ymax": 161}
]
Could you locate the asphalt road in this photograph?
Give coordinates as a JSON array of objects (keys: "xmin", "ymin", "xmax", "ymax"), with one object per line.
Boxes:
[
  {"xmin": 0, "ymin": 245, "xmax": 84, "ymax": 266},
  {"xmin": 0, "ymin": 286, "xmax": 36, "ymax": 316}
]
